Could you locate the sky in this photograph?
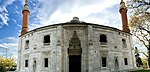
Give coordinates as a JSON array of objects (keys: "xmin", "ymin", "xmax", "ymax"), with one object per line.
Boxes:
[{"xmin": 0, "ymin": 0, "xmax": 147, "ymax": 58}]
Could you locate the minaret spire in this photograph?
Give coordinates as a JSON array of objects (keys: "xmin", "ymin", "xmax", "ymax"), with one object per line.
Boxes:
[
  {"xmin": 23, "ymin": 0, "xmax": 29, "ymax": 10},
  {"xmin": 25, "ymin": 0, "xmax": 28, "ymax": 4},
  {"xmin": 119, "ymin": 0, "xmax": 130, "ymax": 33},
  {"xmin": 21, "ymin": 0, "xmax": 30, "ymax": 35}
]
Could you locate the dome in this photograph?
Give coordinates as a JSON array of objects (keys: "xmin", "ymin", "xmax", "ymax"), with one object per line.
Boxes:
[{"xmin": 70, "ymin": 17, "xmax": 80, "ymax": 23}]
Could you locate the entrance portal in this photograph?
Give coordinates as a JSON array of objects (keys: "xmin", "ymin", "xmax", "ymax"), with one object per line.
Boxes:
[
  {"xmin": 69, "ymin": 55, "xmax": 81, "ymax": 72},
  {"xmin": 68, "ymin": 31, "xmax": 82, "ymax": 72}
]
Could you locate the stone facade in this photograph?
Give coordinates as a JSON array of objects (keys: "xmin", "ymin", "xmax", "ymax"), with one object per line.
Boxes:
[
  {"xmin": 18, "ymin": 0, "xmax": 135, "ymax": 71},
  {"xmin": 17, "ymin": 21, "xmax": 136, "ymax": 72}
]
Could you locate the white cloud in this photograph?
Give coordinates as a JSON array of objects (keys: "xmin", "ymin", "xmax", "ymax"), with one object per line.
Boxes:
[
  {"xmin": 0, "ymin": 0, "xmax": 15, "ymax": 28},
  {"xmin": 0, "ymin": 43, "xmax": 18, "ymax": 58},
  {"xmin": 28, "ymin": 0, "xmax": 123, "ymax": 30},
  {"xmin": 0, "ymin": 37, "xmax": 18, "ymax": 58},
  {"xmin": 0, "ymin": 37, "xmax": 18, "ymax": 43},
  {"xmin": 0, "ymin": 43, "xmax": 18, "ymax": 49}
]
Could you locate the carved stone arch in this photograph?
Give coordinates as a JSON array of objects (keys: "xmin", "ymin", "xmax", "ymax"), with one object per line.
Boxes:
[
  {"xmin": 68, "ymin": 31, "xmax": 82, "ymax": 72},
  {"xmin": 68, "ymin": 31, "xmax": 82, "ymax": 55},
  {"xmin": 69, "ymin": 31, "xmax": 81, "ymax": 49}
]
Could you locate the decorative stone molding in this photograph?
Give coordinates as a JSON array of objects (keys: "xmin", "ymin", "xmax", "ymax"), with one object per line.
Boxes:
[
  {"xmin": 68, "ymin": 31, "xmax": 82, "ymax": 55},
  {"xmin": 100, "ymin": 50, "xmax": 108, "ymax": 57},
  {"xmin": 89, "ymin": 40, "xmax": 93, "ymax": 46},
  {"xmin": 57, "ymin": 40, "xmax": 61, "ymax": 46},
  {"xmin": 69, "ymin": 31, "xmax": 81, "ymax": 49}
]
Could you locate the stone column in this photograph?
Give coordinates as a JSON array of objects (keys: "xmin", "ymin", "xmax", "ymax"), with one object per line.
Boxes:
[
  {"xmin": 87, "ymin": 25, "xmax": 95, "ymax": 72},
  {"xmin": 56, "ymin": 25, "xmax": 63, "ymax": 72},
  {"xmin": 17, "ymin": 37, "xmax": 22, "ymax": 71}
]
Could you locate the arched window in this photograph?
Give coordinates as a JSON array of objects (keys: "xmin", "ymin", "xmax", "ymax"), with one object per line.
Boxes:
[
  {"xmin": 44, "ymin": 58, "xmax": 48, "ymax": 67},
  {"xmin": 25, "ymin": 60, "xmax": 28, "ymax": 67},
  {"xmin": 99, "ymin": 34, "xmax": 107, "ymax": 45},
  {"xmin": 25, "ymin": 40, "xmax": 29, "ymax": 49},
  {"xmin": 43, "ymin": 35, "xmax": 50, "ymax": 46},
  {"xmin": 101, "ymin": 57, "xmax": 107, "ymax": 67},
  {"xmin": 122, "ymin": 39, "xmax": 127, "ymax": 48},
  {"xmin": 124, "ymin": 58, "xmax": 128, "ymax": 65}
]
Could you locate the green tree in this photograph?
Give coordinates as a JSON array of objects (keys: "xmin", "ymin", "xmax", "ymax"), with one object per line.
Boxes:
[
  {"xmin": 129, "ymin": 12, "xmax": 150, "ymax": 68},
  {"xmin": 127, "ymin": 0, "xmax": 150, "ymax": 68},
  {"xmin": 135, "ymin": 47, "xmax": 143, "ymax": 67},
  {"xmin": 141, "ymin": 58, "xmax": 149, "ymax": 69},
  {"xmin": 0, "ymin": 57, "xmax": 17, "ymax": 72}
]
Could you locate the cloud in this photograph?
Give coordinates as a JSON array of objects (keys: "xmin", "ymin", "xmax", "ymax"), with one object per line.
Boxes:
[
  {"xmin": 0, "ymin": 0, "xmax": 15, "ymax": 28},
  {"xmin": 0, "ymin": 37, "xmax": 18, "ymax": 58},
  {"xmin": 27, "ymin": 0, "xmax": 122, "ymax": 30},
  {"xmin": 81, "ymin": 4, "xmax": 122, "ymax": 29},
  {"xmin": 0, "ymin": 43, "xmax": 18, "ymax": 58},
  {"xmin": 0, "ymin": 43, "xmax": 17, "ymax": 49},
  {"xmin": 0, "ymin": 37, "xmax": 18, "ymax": 43}
]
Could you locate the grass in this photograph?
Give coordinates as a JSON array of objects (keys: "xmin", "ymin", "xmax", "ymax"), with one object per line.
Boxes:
[{"xmin": 130, "ymin": 70, "xmax": 150, "ymax": 72}]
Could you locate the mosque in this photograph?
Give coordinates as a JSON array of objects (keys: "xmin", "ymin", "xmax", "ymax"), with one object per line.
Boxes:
[{"xmin": 17, "ymin": 0, "xmax": 136, "ymax": 72}]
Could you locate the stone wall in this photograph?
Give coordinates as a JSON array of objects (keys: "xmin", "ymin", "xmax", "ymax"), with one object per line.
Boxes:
[{"xmin": 18, "ymin": 24, "xmax": 136, "ymax": 72}]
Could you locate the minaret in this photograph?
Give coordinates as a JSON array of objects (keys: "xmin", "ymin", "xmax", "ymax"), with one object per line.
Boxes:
[
  {"xmin": 21, "ymin": 0, "xmax": 30, "ymax": 35},
  {"xmin": 119, "ymin": 0, "xmax": 130, "ymax": 33}
]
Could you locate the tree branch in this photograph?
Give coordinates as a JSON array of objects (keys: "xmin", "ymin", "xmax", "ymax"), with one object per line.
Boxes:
[
  {"xmin": 139, "ymin": 26, "xmax": 150, "ymax": 34},
  {"xmin": 137, "ymin": 0, "xmax": 150, "ymax": 5},
  {"xmin": 134, "ymin": 33, "xmax": 149, "ymax": 49},
  {"xmin": 140, "ymin": 29, "xmax": 149, "ymax": 41},
  {"xmin": 139, "ymin": 52, "xmax": 148, "ymax": 57}
]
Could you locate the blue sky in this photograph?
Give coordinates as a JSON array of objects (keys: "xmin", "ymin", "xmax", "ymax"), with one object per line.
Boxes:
[{"xmin": 0, "ymin": 0, "xmax": 147, "ymax": 58}]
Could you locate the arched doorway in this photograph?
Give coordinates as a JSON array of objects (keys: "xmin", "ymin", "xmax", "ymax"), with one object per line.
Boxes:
[
  {"xmin": 114, "ymin": 57, "xmax": 119, "ymax": 72},
  {"xmin": 68, "ymin": 31, "xmax": 82, "ymax": 72},
  {"xmin": 68, "ymin": 49, "xmax": 81, "ymax": 72},
  {"xmin": 33, "ymin": 60, "xmax": 37, "ymax": 72}
]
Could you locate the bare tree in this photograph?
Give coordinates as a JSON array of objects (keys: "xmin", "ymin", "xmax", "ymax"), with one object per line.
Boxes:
[
  {"xmin": 127, "ymin": 0, "xmax": 150, "ymax": 68},
  {"xmin": 127, "ymin": 0, "xmax": 150, "ymax": 14}
]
